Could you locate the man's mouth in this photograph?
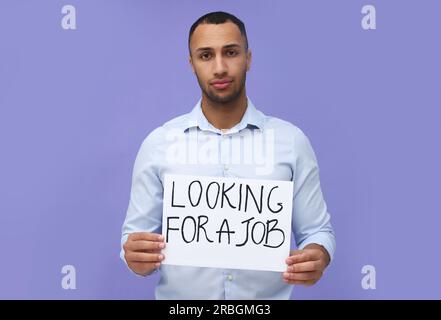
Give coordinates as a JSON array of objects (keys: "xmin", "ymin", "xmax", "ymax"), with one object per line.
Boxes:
[{"xmin": 210, "ymin": 79, "xmax": 232, "ymax": 90}]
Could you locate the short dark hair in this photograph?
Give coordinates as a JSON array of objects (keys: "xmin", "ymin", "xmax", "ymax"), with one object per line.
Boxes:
[{"xmin": 188, "ymin": 11, "xmax": 248, "ymax": 53}]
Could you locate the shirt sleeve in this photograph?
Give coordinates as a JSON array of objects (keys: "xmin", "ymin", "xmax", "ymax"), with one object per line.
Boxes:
[
  {"xmin": 120, "ymin": 129, "xmax": 164, "ymax": 266},
  {"xmin": 291, "ymin": 128, "xmax": 336, "ymax": 262}
]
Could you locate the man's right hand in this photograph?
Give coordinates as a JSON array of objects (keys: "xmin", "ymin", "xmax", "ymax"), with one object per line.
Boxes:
[{"xmin": 123, "ymin": 232, "xmax": 165, "ymax": 276}]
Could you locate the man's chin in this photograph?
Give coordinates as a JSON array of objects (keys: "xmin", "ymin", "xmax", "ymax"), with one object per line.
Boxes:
[{"xmin": 206, "ymin": 90, "xmax": 240, "ymax": 105}]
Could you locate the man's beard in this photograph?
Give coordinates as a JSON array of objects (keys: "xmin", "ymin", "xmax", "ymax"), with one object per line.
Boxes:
[{"xmin": 197, "ymin": 72, "xmax": 247, "ymax": 105}]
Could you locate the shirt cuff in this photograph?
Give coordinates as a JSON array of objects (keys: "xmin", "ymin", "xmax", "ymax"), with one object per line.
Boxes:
[{"xmin": 297, "ymin": 231, "xmax": 336, "ymax": 263}]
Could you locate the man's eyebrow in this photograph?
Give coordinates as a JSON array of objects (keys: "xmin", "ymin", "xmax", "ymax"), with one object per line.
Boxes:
[
  {"xmin": 195, "ymin": 44, "xmax": 242, "ymax": 52},
  {"xmin": 195, "ymin": 47, "xmax": 212, "ymax": 52},
  {"xmin": 223, "ymin": 44, "xmax": 241, "ymax": 49}
]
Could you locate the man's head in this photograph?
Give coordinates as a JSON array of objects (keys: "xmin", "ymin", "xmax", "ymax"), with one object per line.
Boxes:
[{"xmin": 188, "ymin": 11, "xmax": 251, "ymax": 104}]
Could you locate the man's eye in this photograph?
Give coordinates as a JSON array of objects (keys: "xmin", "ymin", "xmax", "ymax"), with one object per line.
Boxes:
[
  {"xmin": 200, "ymin": 53, "xmax": 212, "ymax": 60},
  {"xmin": 227, "ymin": 50, "xmax": 237, "ymax": 57}
]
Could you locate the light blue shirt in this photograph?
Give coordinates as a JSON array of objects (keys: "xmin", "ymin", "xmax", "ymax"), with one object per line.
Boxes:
[{"xmin": 120, "ymin": 97, "xmax": 336, "ymax": 299}]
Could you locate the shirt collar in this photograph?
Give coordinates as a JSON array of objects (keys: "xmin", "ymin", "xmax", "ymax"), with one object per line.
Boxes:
[{"xmin": 183, "ymin": 97, "xmax": 265, "ymax": 133}]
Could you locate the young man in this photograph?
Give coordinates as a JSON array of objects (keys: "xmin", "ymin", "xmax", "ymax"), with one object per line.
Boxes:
[{"xmin": 120, "ymin": 11, "xmax": 336, "ymax": 299}]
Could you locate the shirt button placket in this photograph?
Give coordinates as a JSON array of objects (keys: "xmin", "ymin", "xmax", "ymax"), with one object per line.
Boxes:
[{"xmin": 220, "ymin": 133, "xmax": 230, "ymax": 176}]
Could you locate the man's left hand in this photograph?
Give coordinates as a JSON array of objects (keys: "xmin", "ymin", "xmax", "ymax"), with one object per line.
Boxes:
[{"xmin": 283, "ymin": 243, "xmax": 330, "ymax": 286}]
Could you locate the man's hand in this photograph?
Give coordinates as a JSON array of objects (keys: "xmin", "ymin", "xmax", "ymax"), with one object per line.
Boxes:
[
  {"xmin": 123, "ymin": 232, "xmax": 165, "ymax": 276},
  {"xmin": 283, "ymin": 243, "xmax": 330, "ymax": 286}
]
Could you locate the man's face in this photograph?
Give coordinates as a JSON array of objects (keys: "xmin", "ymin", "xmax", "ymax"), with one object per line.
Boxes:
[{"xmin": 189, "ymin": 22, "xmax": 251, "ymax": 104}]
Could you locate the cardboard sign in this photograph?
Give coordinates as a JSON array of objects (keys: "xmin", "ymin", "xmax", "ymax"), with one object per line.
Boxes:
[{"xmin": 161, "ymin": 174, "xmax": 293, "ymax": 272}]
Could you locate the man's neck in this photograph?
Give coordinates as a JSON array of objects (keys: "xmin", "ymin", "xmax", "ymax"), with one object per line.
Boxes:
[{"xmin": 200, "ymin": 91, "xmax": 248, "ymax": 130}]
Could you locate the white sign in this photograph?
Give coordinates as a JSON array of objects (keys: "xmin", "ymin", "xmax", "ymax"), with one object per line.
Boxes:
[{"xmin": 161, "ymin": 174, "xmax": 293, "ymax": 272}]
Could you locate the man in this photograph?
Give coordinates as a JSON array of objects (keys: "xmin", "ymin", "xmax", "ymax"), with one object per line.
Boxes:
[{"xmin": 120, "ymin": 11, "xmax": 336, "ymax": 299}]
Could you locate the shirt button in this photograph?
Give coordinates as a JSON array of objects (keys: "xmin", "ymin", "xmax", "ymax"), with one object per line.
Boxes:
[{"xmin": 226, "ymin": 274, "xmax": 233, "ymax": 281}]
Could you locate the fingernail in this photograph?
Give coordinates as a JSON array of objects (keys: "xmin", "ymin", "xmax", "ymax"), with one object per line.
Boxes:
[
  {"xmin": 159, "ymin": 254, "xmax": 164, "ymax": 260},
  {"xmin": 159, "ymin": 243, "xmax": 165, "ymax": 249},
  {"xmin": 155, "ymin": 262, "xmax": 161, "ymax": 268},
  {"xmin": 158, "ymin": 235, "xmax": 164, "ymax": 241}
]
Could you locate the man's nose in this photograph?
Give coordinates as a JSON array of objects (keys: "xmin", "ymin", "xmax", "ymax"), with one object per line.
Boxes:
[{"xmin": 213, "ymin": 55, "xmax": 228, "ymax": 76}]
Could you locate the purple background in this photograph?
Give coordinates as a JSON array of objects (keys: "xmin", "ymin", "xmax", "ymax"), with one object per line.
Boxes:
[{"xmin": 0, "ymin": 0, "xmax": 440, "ymax": 299}]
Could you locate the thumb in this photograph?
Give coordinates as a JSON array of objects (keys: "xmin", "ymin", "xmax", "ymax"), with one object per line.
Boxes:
[
  {"xmin": 289, "ymin": 249, "xmax": 303, "ymax": 256},
  {"xmin": 285, "ymin": 249, "xmax": 304, "ymax": 265}
]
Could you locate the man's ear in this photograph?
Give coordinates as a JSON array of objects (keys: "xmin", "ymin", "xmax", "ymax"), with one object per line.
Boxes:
[
  {"xmin": 189, "ymin": 55, "xmax": 195, "ymax": 74},
  {"xmin": 246, "ymin": 49, "xmax": 252, "ymax": 72}
]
